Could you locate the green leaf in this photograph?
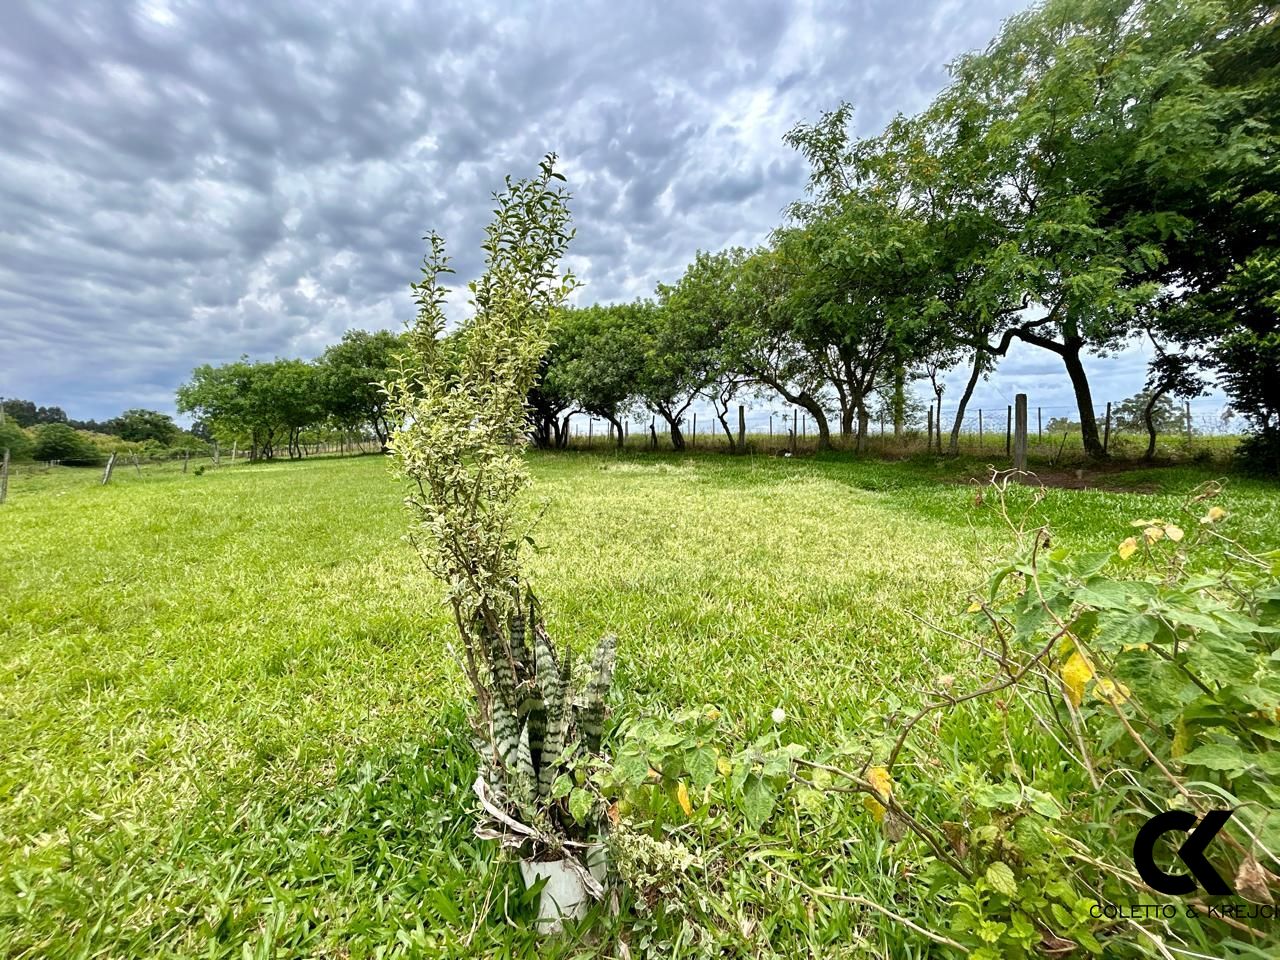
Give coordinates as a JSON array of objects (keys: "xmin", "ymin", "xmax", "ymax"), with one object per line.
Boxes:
[
  {"xmin": 1023, "ymin": 786, "xmax": 1063, "ymax": 819},
  {"xmin": 985, "ymin": 861, "xmax": 1018, "ymax": 897},
  {"xmin": 685, "ymin": 746, "xmax": 717, "ymax": 788},
  {"xmin": 741, "ymin": 774, "xmax": 777, "ymax": 831},
  {"xmin": 568, "ymin": 787, "xmax": 594, "ymax": 825},
  {"xmin": 550, "ymin": 773, "xmax": 572, "ymax": 799},
  {"xmin": 1178, "ymin": 742, "xmax": 1250, "ymax": 775}
]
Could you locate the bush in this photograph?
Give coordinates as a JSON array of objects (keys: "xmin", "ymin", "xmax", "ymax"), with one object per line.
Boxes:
[
  {"xmin": 31, "ymin": 423, "xmax": 99, "ymax": 464},
  {"xmin": 0, "ymin": 421, "xmax": 33, "ymax": 461},
  {"xmin": 1235, "ymin": 430, "xmax": 1280, "ymax": 477}
]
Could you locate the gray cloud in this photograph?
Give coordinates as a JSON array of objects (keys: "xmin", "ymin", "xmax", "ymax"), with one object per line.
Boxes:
[{"xmin": 3, "ymin": 0, "xmax": 1194, "ymax": 426}]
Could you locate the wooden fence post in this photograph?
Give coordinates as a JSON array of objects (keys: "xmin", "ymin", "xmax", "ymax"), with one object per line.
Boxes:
[
  {"xmin": 737, "ymin": 405, "xmax": 745, "ymax": 451},
  {"xmin": 791, "ymin": 409, "xmax": 798, "ymax": 455},
  {"xmin": 769, "ymin": 413, "xmax": 774, "ymax": 438},
  {"xmin": 1103, "ymin": 402, "xmax": 1112, "ymax": 454},
  {"xmin": 183, "ymin": 451, "xmax": 189, "ymax": 473},
  {"xmin": 213, "ymin": 441, "xmax": 220, "ymax": 466},
  {"xmin": 927, "ymin": 405, "xmax": 934, "ymax": 453},
  {"xmin": 0, "ymin": 448, "xmax": 9, "ymax": 504},
  {"xmin": 691, "ymin": 412, "xmax": 697, "ymax": 448},
  {"xmin": 101, "ymin": 452, "xmax": 116, "ymax": 485},
  {"xmin": 978, "ymin": 409, "xmax": 984, "ymax": 450},
  {"xmin": 1185, "ymin": 401, "xmax": 1193, "ymax": 443},
  {"xmin": 1037, "ymin": 407, "xmax": 1042, "ymax": 441},
  {"xmin": 1005, "ymin": 405, "xmax": 1012, "ymax": 456},
  {"xmin": 1014, "ymin": 394, "xmax": 1028, "ymax": 474}
]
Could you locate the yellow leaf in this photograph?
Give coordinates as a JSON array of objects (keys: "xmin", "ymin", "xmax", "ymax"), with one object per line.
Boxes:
[
  {"xmin": 863, "ymin": 766, "xmax": 893, "ymax": 821},
  {"xmin": 676, "ymin": 781, "xmax": 693, "ymax": 817},
  {"xmin": 1094, "ymin": 677, "xmax": 1130, "ymax": 706},
  {"xmin": 716, "ymin": 756, "xmax": 732, "ymax": 778},
  {"xmin": 967, "ymin": 601, "xmax": 982, "ymax": 613},
  {"xmin": 1164, "ymin": 524, "xmax": 1184, "ymax": 542},
  {"xmin": 1201, "ymin": 506, "xmax": 1227, "ymax": 524},
  {"xmin": 1060, "ymin": 652, "xmax": 1093, "ymax": 707},
  {"xmin": 1172, "ymin": 718, "xmax": 1189, "ymax": 758},
  {"xmin": 1143, "ymin": 526, "xmax": 1164, "ymax": 543},
  {"xmin": 1118, "ymin": 537, "xmax": 1138, "ymax": 560}
]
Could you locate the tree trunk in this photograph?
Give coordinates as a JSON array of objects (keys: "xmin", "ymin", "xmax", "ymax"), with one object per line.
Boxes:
[
  {"xmin": 856, "ymin": 405, "xmax": 869, "ymax": 452},
  {"xmin": 606, "ymin": 414, "xmax": 624, "ymax": 448},
  {"xmin": 1141, "ymin": 387, "xmax": 1168, "ymax": 462},
  {"xmin": 716, "ymin": 409, "xmax": 736, "ymax": 452},
  {"xmin": 1061, "ymin": 343, "xmax": 1106, "ymax": 459},
  {"xmin": 892, "ymin": 364, "xmax": 906, "ymax": 438},
  {"xmin": 949, "ymin": 350, "xmax": 985, "ymax": 455},
  {"xmin": 667, "ymin": 417, "xmax": 685, "ymax": 451}
]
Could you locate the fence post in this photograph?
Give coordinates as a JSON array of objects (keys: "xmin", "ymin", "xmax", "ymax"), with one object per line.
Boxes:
[
  {"xmin": 1005, "ymin": 405, "xmax": 1012, "ymax": 457},
  {"xmin": 1014, "ymin": 394, "xmax": 1028, "ymax": 474},
  {"xmin": 927, "ymin": 405, "xmax": 934, "ymax": 453},
  {"xmin": 1037, "ymin": 407, "xmax": 1042, "ymax": 441},
  {"xmin": 1103, "ymin": 402, "xmax": 1112, "ymax": 454},
  {"xmin": 230, "ymin": 441, "xmax": 237, "ymax": 466},
  {"xmin": 101, "ymin": 451, "xmax": 117, "ymax": 485},
  {"xmin": 213, "ymin": 441, "xmax": 220, "ymax": 466},
  {"xmin": 1185, "ymin": 401, "xmax": 1193, "ymax": 443},
  {"xmin": 791, "ymin": 408, "xmax": 798, "ymax": 455},
  {"xmin": 183, "ymin": 451, "xmax": 189, "ymax": 473},
  {"xmin": 0, "ymin": 448, "xmax": 8, "ymax": 504},
  {"xmin": 691, "ymin": 412, "xmax": 696, "ymax": 449},
  {"xmin": 978, "ymin": 409, "xmax": 984, "ymax": 450},
  {"xmin": 737, "ymin": 405, "xmax": 745, "ymax": 452}
]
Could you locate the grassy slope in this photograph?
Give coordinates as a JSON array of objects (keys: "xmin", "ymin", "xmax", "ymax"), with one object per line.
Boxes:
[{"xmin": 1, "ymin": 452, "xmax": 1278, "ymax": 958}]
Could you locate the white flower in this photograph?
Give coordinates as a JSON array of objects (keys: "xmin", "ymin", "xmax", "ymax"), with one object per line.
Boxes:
[{"xmin": 771, "ymin": 707, "xmax": 786, "ymax": 724}]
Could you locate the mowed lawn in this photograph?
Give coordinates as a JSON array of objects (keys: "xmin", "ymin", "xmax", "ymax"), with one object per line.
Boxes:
[{"xmin": 2, "ymin": 452, "xmax": 1279, "ymax": 958}]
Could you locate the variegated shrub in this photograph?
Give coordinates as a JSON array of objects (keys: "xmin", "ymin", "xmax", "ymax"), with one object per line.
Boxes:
[{"xmin": 386, "ymin": 155, "xmax": 617, "ymax": 859}]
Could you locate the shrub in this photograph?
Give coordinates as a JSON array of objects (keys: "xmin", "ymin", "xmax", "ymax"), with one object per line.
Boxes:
[
  {"xmin": 0, "ymin": 421, "xmax": 33, "ymax": 461},
  {"xmin": 31, "ymin": 423, "xmax": 98, "ymax": 463}
]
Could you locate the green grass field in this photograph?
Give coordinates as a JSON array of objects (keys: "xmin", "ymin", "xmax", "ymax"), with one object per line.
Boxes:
[{"xmin": 3, "ymin": 452, "xmax": 1279, "ymax": 957}]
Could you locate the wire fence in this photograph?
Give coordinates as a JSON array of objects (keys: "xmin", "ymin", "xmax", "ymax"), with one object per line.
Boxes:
[{"xmin": 556, "ymin": 397, "xmax": 1242, "ymax": 461}]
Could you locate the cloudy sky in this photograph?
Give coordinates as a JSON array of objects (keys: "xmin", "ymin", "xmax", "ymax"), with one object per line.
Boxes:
[{"xmin": 0, "ymin": 0, "xmax": 1220, "ymax": 426}]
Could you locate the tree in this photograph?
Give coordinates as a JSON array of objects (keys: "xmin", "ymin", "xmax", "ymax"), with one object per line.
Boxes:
[
  {"xmin": 0, "ymin": 421, "xmax": 33, "ymax": 461},
  {"xmin": 920, "ymin": 0, "xmax": 1267, "ymax": 458},
  {"xmin": 31, "ymin": 423, "xmax": 97, "ymax": 463},
  {"xmin": 318, "ymin": 329, "xmax": 403, "ymax": 450},
  {"xmin": 1, "ymin": 399, "xmax": 67, "ymax": 428},
  {"xmin": 176, "ymin": 358, "xmax": 322, "ymax": 461},
  {"xmin": 545, "ymin": 303, "xmax": 644, "ymax": 447},
  {"xmin": 1112, "ymin": 391, "xmax": 1181, "ymax": 436},
  {"xmin": 632, "ymin": 297, "xmax": 715, "ymax": 451},
  {"xmin": 107, "ymin": 409, "xmax": 181, "ymax": 445},
  {"xmin": 670, "ymin": 247, "xmax": 836, "ymax": 451}
]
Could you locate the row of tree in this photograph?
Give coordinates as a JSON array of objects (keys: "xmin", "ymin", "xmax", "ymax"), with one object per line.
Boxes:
[
  {"xmin": 176, "ymin": 330, "xmax": 402, "ymax": 460},
  {"xmin": 528, "ymin": 0, "xmax": 1276, "ymax": 466}
]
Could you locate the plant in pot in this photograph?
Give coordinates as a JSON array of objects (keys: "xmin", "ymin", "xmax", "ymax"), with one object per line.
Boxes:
[{"xmin": 386, "ymin": 155, "xmax": 617, "ymax": 934}]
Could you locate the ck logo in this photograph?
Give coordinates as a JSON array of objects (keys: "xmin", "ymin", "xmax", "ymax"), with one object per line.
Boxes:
[{"xmin": 1133, "ymin": 809, "xmax": 1234, "ymax": 896}]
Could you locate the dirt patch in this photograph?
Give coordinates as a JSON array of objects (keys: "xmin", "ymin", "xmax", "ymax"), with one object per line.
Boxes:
[{"xmin": 963, "ymin": 465, "xmax": 1160, "ymax": 493}]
